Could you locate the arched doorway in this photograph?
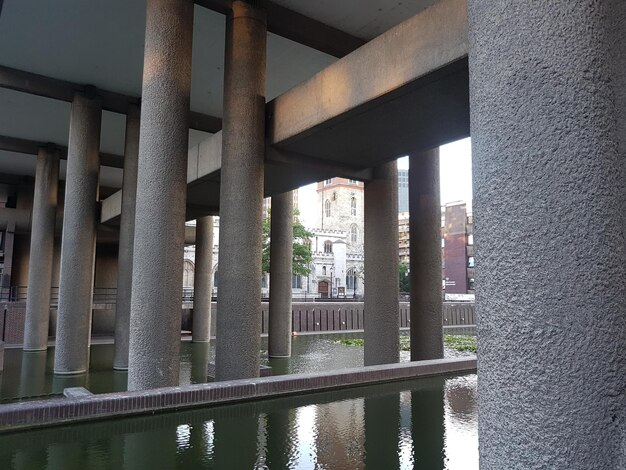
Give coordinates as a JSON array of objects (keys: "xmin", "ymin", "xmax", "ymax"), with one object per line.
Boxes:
[{"xmin": 318, "ymin": 280, "xmax": 329, "ymax": 299}]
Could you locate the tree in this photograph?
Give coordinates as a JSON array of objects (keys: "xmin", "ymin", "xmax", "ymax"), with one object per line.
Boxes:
[
  {"xmin": 399, "ymin": 262, "xmax": 410, "ymax": 292},
  {"xmin": 262, "ymin": 209, "xmax": 314, "ymax": 276}
]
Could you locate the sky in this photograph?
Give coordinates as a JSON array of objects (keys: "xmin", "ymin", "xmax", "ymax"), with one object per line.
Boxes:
[{"xmin": 297, "ymin": 137, "xmax": 473, "ymax": 227}]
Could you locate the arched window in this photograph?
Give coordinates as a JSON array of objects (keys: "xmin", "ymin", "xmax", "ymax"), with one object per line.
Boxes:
[
  {"xmin": 324, "ymin": 240, "xmax": 333, "ymax": 253},
  {"xmin": 350, "ymin": 224, "xmax": 358, "ymax": 244},
  {"xmin": 346, "ymin": 268, "xmax": 357, "ymax": 290},
  {"xmin": 322, "ymin": 266, "xmax": 327, "ymax": 276},
  {"xmin": 183, "ymin": 259, "xmax": 195, "ymax": 287},
  {"xmin": 325, "ymin": 199, "xmax": 331, "ymax": 217},
  {"xmin": 350, "ymin": 197, "xmax": 357, "ymax": 216}
]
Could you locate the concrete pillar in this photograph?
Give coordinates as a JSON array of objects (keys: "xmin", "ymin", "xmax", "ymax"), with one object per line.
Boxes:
[
  {"xmin": 268, "ymin": 191, "xmax": 293, "ymax": 358},
  {"xmin": 54, "ymin": 91, "xmax": 101, "ymax": 375},
  {"xmin": 113, "ymin": 105, "xmax": 140, "ymax": 370},
  {"xmin": 364, "ymin": 161, "xmax": 399, "ymax": 366},
  {"xmin": 192, "ymin": 215, "xmax": 214, "ymax": 342},
  {"xmin": 409, "ymin": 149, "xmax": 442, "ymax": 360},
  {"xmin": 23, "ymin": 146, "xmax": 59, "ymax": 351},
  {"xmin": 468, "ymin": 1, "xmax": 626, "ymax": 467},
  {"xmin": 214, "ymin": 0, "xmax": 266, "ymax": 381},
  {"xmin": 127, "ymin": 0, "xmax": 193, "ymax": 390}
]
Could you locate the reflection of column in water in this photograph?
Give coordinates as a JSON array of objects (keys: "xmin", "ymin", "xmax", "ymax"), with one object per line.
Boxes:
[
  {"xmin": 51, "ymin": 373, "xmax": 86, "ymax": 395},
  {"xmin": 411, "ymin": 383, "xmax": 445, "ymax": 470},
  {"xmin": 364, "ymin": 393, "xmax": 400, "ymax": 469},
  {"xmin": 267, "ymin": 356, "xmax": 289, "ymax": 376},
  {"xmin": 47, "ymin": 442, "xmax": 83, "ymax": 470},
  {"xmin": 213, "ymin": 414, "xmax": 258, "ymax": 468},
  {"xmin": 190, "ymin": 342, "xmax": 211, "ymax": 384},
  {"xmin": 11, "ymin": 445, "xmax": 48, "ymax": 470},
  {"xmin": 112, "ymin": 369, "xmax": 128, "ymax": 392},
  {"xmin": 19, "ymin": 351, "xmax": 48, "ymax": 398},
  {"xmin": 266, "ymin": 408, "xmax": 295, "ymax": 468},
  {"xmin": 123, "ymin": 429, "xmax": 177, "ymax": 470}
]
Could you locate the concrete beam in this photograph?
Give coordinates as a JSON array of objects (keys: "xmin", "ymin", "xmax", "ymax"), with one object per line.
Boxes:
[
  {"xmin": 266, "ymin": 0, "xmax": 469, "ymax": 166},
  {"xmin": 194, "ymin": 0, "xmax": 365, "ymax": 58},
  {"xmin": 0, "ymin": 66, "xmax": 222, "ymax": 133},
  {"xmin": 0, "ymin": 134, "xmax": 124, "ymax": 169}
]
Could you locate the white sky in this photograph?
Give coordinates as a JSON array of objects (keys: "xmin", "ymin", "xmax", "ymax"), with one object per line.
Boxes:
[{"xmin": 298, "ymin": 137, "xmax": 473, "ymax": 227}]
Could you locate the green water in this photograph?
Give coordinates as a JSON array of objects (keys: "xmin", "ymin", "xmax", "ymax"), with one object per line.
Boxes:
[
  {"xmin": 0, "ymin": 373, "xmax": 478, "ymax": 469},
  {"xmin": 0, "ymin": 333, "xmax": 470, "ymax": 402}
]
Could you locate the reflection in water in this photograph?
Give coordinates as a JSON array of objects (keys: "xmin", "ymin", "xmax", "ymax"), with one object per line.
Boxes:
[
  {"xmin": 51, "ymin": 373, "xmax": 87, "ymax": 395},
  {"xmin": 0, "ymin": 374, "xmax": 478, "ymax": 469},
  {"xmin": 365, "ymin": 393, "xmax": 400, "ymax": 469},
  {"xmin": 411, "ymin": 379, "xmax": 446, "ymax": 469},
  {"xmin": 19, "ymin": 351, "xmax": 48, "ymax": 397}
]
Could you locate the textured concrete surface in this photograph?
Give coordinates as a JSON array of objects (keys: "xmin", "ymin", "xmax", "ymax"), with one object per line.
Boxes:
[
  {"xmin": 215, "ymin": 0, "xmax": 267, "ymax": 381},
  {"xmin": 23, "ymin": 147, "xmax": 59, "ymax": 351},
  {"xmin": 364, "ymin": 161, "xmax": 399, "ymax": 366},
  {"xmin": 54, "ymin": 92, "xmax": 102, "ymax": 374},
  {"xmin": 113, "ymin": 105, "xmax": 140, "ymax": 370},
  {"xmin": 128, "ymin": 0, "xmax": 193, "ymax": 390},
  {"xmin": 468, "ymin": 1, "xmax": 626, "ymax": 468},
  {"xmin": 268, "ymin": 191, "xmax": 293, "ymax": 357},
  {"xmin": 192, "ymin": 215, "xmax": 213, "ymax": 342},
  {"xmin": 0, "ymin": 357, "xmax": 476, "ymax": 432},
  {"xmin": 409, "ymin": 149, "xmax": 443, "ymax": 360}
]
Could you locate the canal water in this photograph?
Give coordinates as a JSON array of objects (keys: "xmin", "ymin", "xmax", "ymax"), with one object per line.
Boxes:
[
  {"xmin": 0, "ymin": 333, "xmax": 470, "ymax": 403},
  {"xmin": 0, "ymin": 372, "xmax": 478, "ymax": 469}
]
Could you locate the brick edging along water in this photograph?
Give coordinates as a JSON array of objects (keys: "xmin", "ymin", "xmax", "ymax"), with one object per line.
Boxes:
[{"xmin": 0, "ymin": 356, "xmax": 476, "ymax": 433}]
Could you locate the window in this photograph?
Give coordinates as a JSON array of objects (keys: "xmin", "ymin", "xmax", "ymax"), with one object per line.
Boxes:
[
  {"xmin": 324, "ymin": 179, "xmax": 333, "ymax": 186},
  {"xmin": 322, "ymin": 266, "xmax": 327, "ymax": 276},
  {"xmin": 468, "ymin": 278, "xmax": 475, "ymax": 290},
  {"xmin": 350, "ymin": 224, "xmax": 358, "ymax": 244},
  {"xmin": 346, "ymin": 269, "xmax": 357, "ymax": 290},
  {"xmin": 183, "ymin": 260, "xmax": 194, "ymax": 287},
  {"xmin": 292, "ymin": 275, "xmax": 302, "ymax": 289},
  {"xmin": 350, "ymin": 197, "xmax": 357, "ymax": 216},
  {"xmin": 325, "ymin": 199, "xmax": 331, "ymax": 217},
  {"xmin": 468, "ymin": 256, "xmax": 475, "ymax": 268},
  {"xmin": 349, "ymin": 179, "xmax": 357, "ymax": 184},
  {"xmin": 324, "ymin": 240, "xmax": 333, "ymax": 253},
  {"xmin": 213, "ymin": 268, "xmax": 218, "ymax": 287}
]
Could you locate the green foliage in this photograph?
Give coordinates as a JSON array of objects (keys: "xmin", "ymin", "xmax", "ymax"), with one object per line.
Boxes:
[
  {"xmin": 339, "ymin": 335, "xmax": 477, "ymax": 353},
  {"xmin": 399, "ymin": 262, "xmax": 410, "ymax": 292},
  {"xmin": 443, "ymin": 335, "xmax": 477, "ymax": 352},
  {"xmin": 262, "ymin": 209, "xmax": 314, "ymax": 276}
]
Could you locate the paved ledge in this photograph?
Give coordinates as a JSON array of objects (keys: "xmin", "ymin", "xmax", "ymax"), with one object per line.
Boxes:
[{"xmin": 0, "ymin": 357, "xmax": 476, "ymax": 433}]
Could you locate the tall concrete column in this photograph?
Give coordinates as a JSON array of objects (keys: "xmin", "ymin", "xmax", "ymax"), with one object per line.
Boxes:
[
  {"xmin": 409, "ymin": 149, "xmax": 442, "ymax": 360},
  {"xmin": 23, "ymin": 146, "xmax": 59, "ymax": 351},
  {"xmin": 192, "ymin": 215, "xmax": 214, "ymax": 342},
  {"xmin": 469, "ymin": 1, "xmax": 626, "ymax": 468},
  {"xmin": 127, "ymin": 0, "xmax": 193, "ymax": 390},
  {"xmin": 364, "ymin": 161, "xmax": 399, "ymax": 366},
  {"xmin": 215, "ymin": 0, "xmax": 266, "ymax": 381},
  {"xmin": 113, "ymin": 105, "xmax": 140, "ymax": 370},
  {"xmin": 54, "ymin": 91, "xmax": 101, "ymax": 375},
  {"xmin": 268, "ymin": 191, "xmax": 293, "ymax": 358}
]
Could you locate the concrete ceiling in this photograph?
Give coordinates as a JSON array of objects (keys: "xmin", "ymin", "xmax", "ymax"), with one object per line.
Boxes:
[
  {"xmin": 0, "ymin": 0, "xmax": 338, "ymax": 187},
  {"xmin": 270, "ymin": 0, "xmax": 439, "ymax": 40}
]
